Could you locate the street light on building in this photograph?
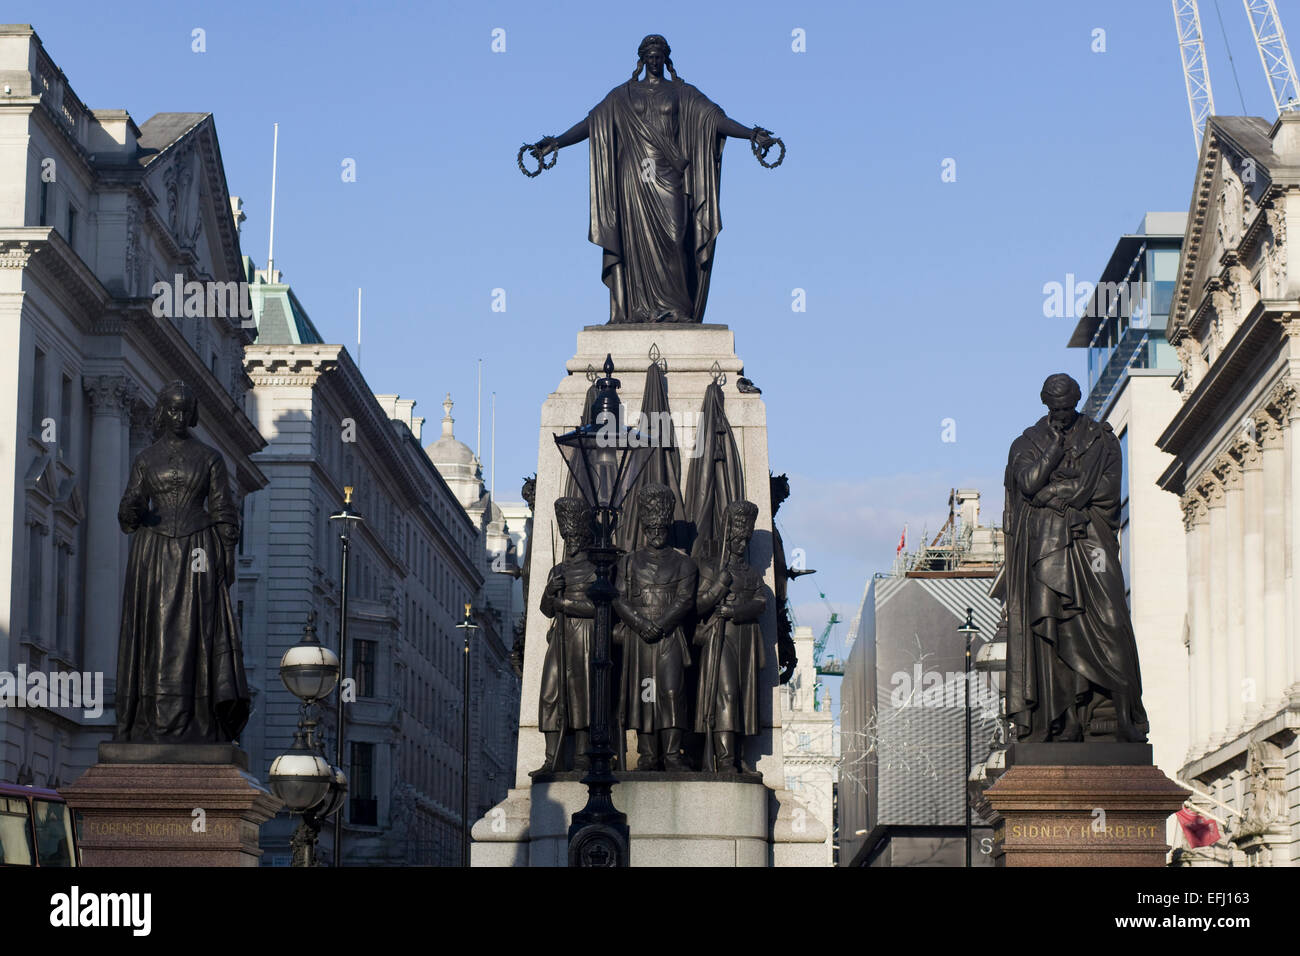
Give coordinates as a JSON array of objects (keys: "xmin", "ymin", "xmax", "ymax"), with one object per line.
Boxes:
[
  {"xmin": 553, "ymin": 354, "xmax": 650, "ymax": 867},
  {"xmin": 957, "ymin": 606, "xmax": 980, "ymax": 868},
  {"xmin": 328, "ymin": 485, "xmax": 364, "ymax": 865},
  {"xmin": 269, "ymin": 611, "xmax": 347, "ymax": 867},
  {"xmin": 455, "ymin": 602, "xmax": 480, "ymax": 867}
]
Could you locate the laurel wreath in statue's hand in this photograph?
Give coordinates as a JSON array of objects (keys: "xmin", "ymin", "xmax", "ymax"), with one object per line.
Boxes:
[
  {"xmin": 750, "ymin": 127, "xmax": 785, "ymax": 169},
  {"xmin": 518, "ymin": 137, "xmax": 559, "ymax": 177}
]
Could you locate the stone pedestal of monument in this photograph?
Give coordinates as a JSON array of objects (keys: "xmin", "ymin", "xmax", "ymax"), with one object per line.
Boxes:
[
  {"xmin": 982, "ymin": 744, "xmax": 1188, "ymax": 867},
  {"xmin": 62, "ymin": 743, "xmax": 281, "ymax": 867},
  {"xmin": 471, "ymin": 323, "xmax": 827, "ymax": 866}
]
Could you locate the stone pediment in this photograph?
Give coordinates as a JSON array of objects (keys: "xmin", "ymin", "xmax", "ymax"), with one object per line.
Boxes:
[
  {"xmin": 1171, "ymin": 118, "xmax": 1275, "ymax": 343},
  {"xmin": 137, "ymin": 114, "xmax": 245, "ymax": 289},
  {"xmin": 55, "ymin": 479, "xmax": 84, "ymax": 521},
  {"xmin": 25, "ymin": 453, "xmax": 56, "ymax": 503}
]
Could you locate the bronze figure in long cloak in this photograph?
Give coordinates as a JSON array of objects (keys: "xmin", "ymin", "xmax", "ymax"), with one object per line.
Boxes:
[
  {"xmin": 1003, "ymin": 374, "xmax": 1149, "ymax": 744},
  {"xmin": 115, "ymin": 381, "xmax": 249, "ymax": 744},
  {"xmin": 523, "ymin": 34, "xmax": 780, "ymax": 324}
]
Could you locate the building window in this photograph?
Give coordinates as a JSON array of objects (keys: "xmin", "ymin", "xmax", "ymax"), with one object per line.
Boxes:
[
  {"xmin": 65, "ymin": 206, "xmax": 77, "ymax": 250},
  {"xmin": 55, "ymin": 544, "xmax": 71, "ymax": 657},
  {"xmin": 38, "ymin": 180, "xmax": 50, "ymax": 227},
  {"xmin": 349, "ymin": 742, "xmax": 377, "ymax": 826},
  {"xmin": 27, "ymin": 525, "xmax": 44, "ymax": 641},
  {"xmin": 354, "ymin": 639, "xmax": 376, "ymax": 699},
  {"xmin": 58, "ymin": 374, "xmax": 72, "ymax": 460},
  {"xmin": 32, "ymin": 347, "xmax": 46, "ymax": 434},
  {"xmin": 798, "ymin": 732, "xmax": 811, "ymax": 752}
]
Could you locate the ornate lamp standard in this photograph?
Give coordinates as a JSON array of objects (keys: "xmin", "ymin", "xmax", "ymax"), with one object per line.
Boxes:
[
  {"xmin": 328, "ymin": 485, "xmax": 364, "ymax": 865},
  {"xmin": 553, "ymin": 354, "xmax": 649, "ymax": 867},
  {"xmin": 269, "ymin": 611, "xmax": 348, "ymax": 867},
  {"xmin": 455, "ymin": 602, "xmax": 479, "ymax": 867},
  {"xmin": 957, "ymin": 606, "xmax": 981, "ymax": 868}
]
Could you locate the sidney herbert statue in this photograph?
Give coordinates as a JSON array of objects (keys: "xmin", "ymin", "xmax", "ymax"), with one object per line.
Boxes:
[
  {"xmin": 521, "ymin": 34, "xmax": 783, "ymax": 324},
  {"xmin": 1002, "ymin": 374, "xmax": 1149, "ymax": 744},
  {"xmin": 115, "ymin": 381, "xmax": 250, "ymax": 744}
]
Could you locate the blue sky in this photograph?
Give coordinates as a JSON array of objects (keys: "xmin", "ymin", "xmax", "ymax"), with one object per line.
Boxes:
[{"xmin": 20, "ymin": 0, "xmax": 1294, "ymax": 679}]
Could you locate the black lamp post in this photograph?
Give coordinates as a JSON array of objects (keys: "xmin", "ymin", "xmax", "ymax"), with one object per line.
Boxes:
[
  {"xmin": 957, "ymin": 606, "xmax": 981, "ymax": 868},
  {"xmin": 270, "ymin": 611, "xmax": 347, "ymax": 867},
  {"xmin": 328, "ymin": 485, "xmax": 364, "ymax": 866},
  {"xmin": 553, "ymin": 354, "xmax": 650, "ymax": 867},
  {"xmin": 455, "ymin": 602, "xmax": 479, "ymax": 867}
]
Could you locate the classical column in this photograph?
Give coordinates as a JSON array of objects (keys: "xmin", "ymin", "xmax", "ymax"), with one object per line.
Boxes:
[
  {"xmin": 82, "ymin": 375, "xmax": 137, "ymax": 708},
  {"xmin": 1259, "ymin": 404, "xmax": 1288, "ymax": 716},
  {"xmin": 1204, "ymin": 470, "xmax": 1228, "ymax": 748},
  {"xmin": 1239, "ymin": 436, "xmax": 1265, "ymax": 728},
  {"xmin": 1182, "ymin": 489, "xmax": 1210, "ymax": 758},
  {"xmin": 1218, "ymin": 451, "xmax": 1246, "ymax": 738},
  {"xmin": 1289, "ymin": 384, "xmax": 1300, "ymax": 702}
]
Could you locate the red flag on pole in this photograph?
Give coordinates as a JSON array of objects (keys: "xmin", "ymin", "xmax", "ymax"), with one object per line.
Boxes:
[
  {"xmin": 896, "ymin": 524, "xmax": 907, "ymax": 555},
  {"xmin": 1175, "ymin": 808, "xmax": 1220, "ymax": 848}
]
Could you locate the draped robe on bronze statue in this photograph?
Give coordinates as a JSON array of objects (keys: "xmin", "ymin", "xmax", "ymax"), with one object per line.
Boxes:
[
  {"xmin": 587, "ymin": 79, "xmax": 725, "ymax": 323},
  {"xmin": 115, "ymin": 437, "xmax": 249, "ymax": 743},
  {"xmin": 1003, "ymin": 415, "xmax": 1149, "ymax": 741}
]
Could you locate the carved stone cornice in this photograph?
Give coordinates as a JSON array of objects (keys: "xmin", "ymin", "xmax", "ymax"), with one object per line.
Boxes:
[{"xmin": 0, "ymin": 239, "xmax": 35, "ymax": 269}]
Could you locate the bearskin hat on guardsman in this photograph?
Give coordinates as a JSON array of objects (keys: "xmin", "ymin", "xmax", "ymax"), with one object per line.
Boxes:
[
  {"xmin": 636, "ymin": 484, "xmax": 677, "ymax": 528},
  {"xmin": 554, "ymin": 497, "xmax": 593, "ymax": 545},
  {"xmin": 724, "ymin": 499, "xmax": 759, "ymax": 537}
]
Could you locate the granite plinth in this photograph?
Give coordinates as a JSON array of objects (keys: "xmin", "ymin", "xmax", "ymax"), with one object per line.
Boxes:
[
  {"xmin": 1007, "ymin": 742, "xmax": 1153, "ymax": 767},
  {"xmin": 98, "ymin": 742, "xmax": 249, "ymax": 769},
  {"xmin": 530, "ymin": 769, "xmax": 764, "ymax": 785},
  {"xmin": 983, "ymin": 763, "xmax": 1189, "ymax": 867},
  {"xmin": 62, "ymin": 755, "xmax": 280, "ymax": 867}
]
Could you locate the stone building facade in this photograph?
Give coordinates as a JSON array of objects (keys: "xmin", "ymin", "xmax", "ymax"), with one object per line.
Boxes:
[
  {"xmin": 0, "ymin": 26, "xmax": 265, "ymax": 785},
  {"xmin": 243, "ymin": 268, "xmax": 519, "ymax": 865},
  {"xmin": 1157, "ymin": 114, "xmax": 1300, "ymax": 866},
  {"xmin": 780, "ymin": 625, "xmax": 837, "ymax": 865}
]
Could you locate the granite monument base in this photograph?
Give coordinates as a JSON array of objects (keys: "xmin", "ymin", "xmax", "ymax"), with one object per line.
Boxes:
[
  {"xmin": 471, "ymin": 776, "xmax": 825, "ymax": 867},
  {"xmin": 62, "ymin": 743, "xmax": 281, "ymax": 866},
  {"xmin": 479, "ymin": 322, "xmax": 828, "ymax": 866},
  {"xmin": 983, "ymin": 747, "xmax": 1188, "ymax": 867}
]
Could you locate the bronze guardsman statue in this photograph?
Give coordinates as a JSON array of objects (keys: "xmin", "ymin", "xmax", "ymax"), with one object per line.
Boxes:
[
  {"xmin": 1002, "ymin": 373, "xmax": 1149, "ymax": 744},
  {"xmin": 534, "ymin": 497, "xmax": 598, "ymax": 774},
  {"xmin": 615, "ymin": 484, "xmax": 699, "ymax": 770},
  {"xmin": 115, "ymin": 380, "xmax": 250, "ymax": 744},
  {"xmin": 694, "ymin": 500, "xmax": 768, "ymax": 773}
]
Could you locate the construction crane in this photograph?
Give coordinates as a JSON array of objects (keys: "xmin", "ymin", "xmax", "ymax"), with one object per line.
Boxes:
[
  {"xmin": 814, "ymin": 589, "xmax": 844, "ymax": 677},
  {"xmin": 1172, "ymin": 0, "xmax": 1216, "ymax": 154},
  {"xmin": 1243, "ymin": 0, "xmax": 1300, "ymax": 114},
  {"xmin": 1173, "ymin": 0, "xmax": 1300, "ymax": 157}
]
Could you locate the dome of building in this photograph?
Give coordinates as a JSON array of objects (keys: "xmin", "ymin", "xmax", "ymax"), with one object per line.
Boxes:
[{"xmin": 425, "ymin": 393, "xmax": 479, "ymax": 475}]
